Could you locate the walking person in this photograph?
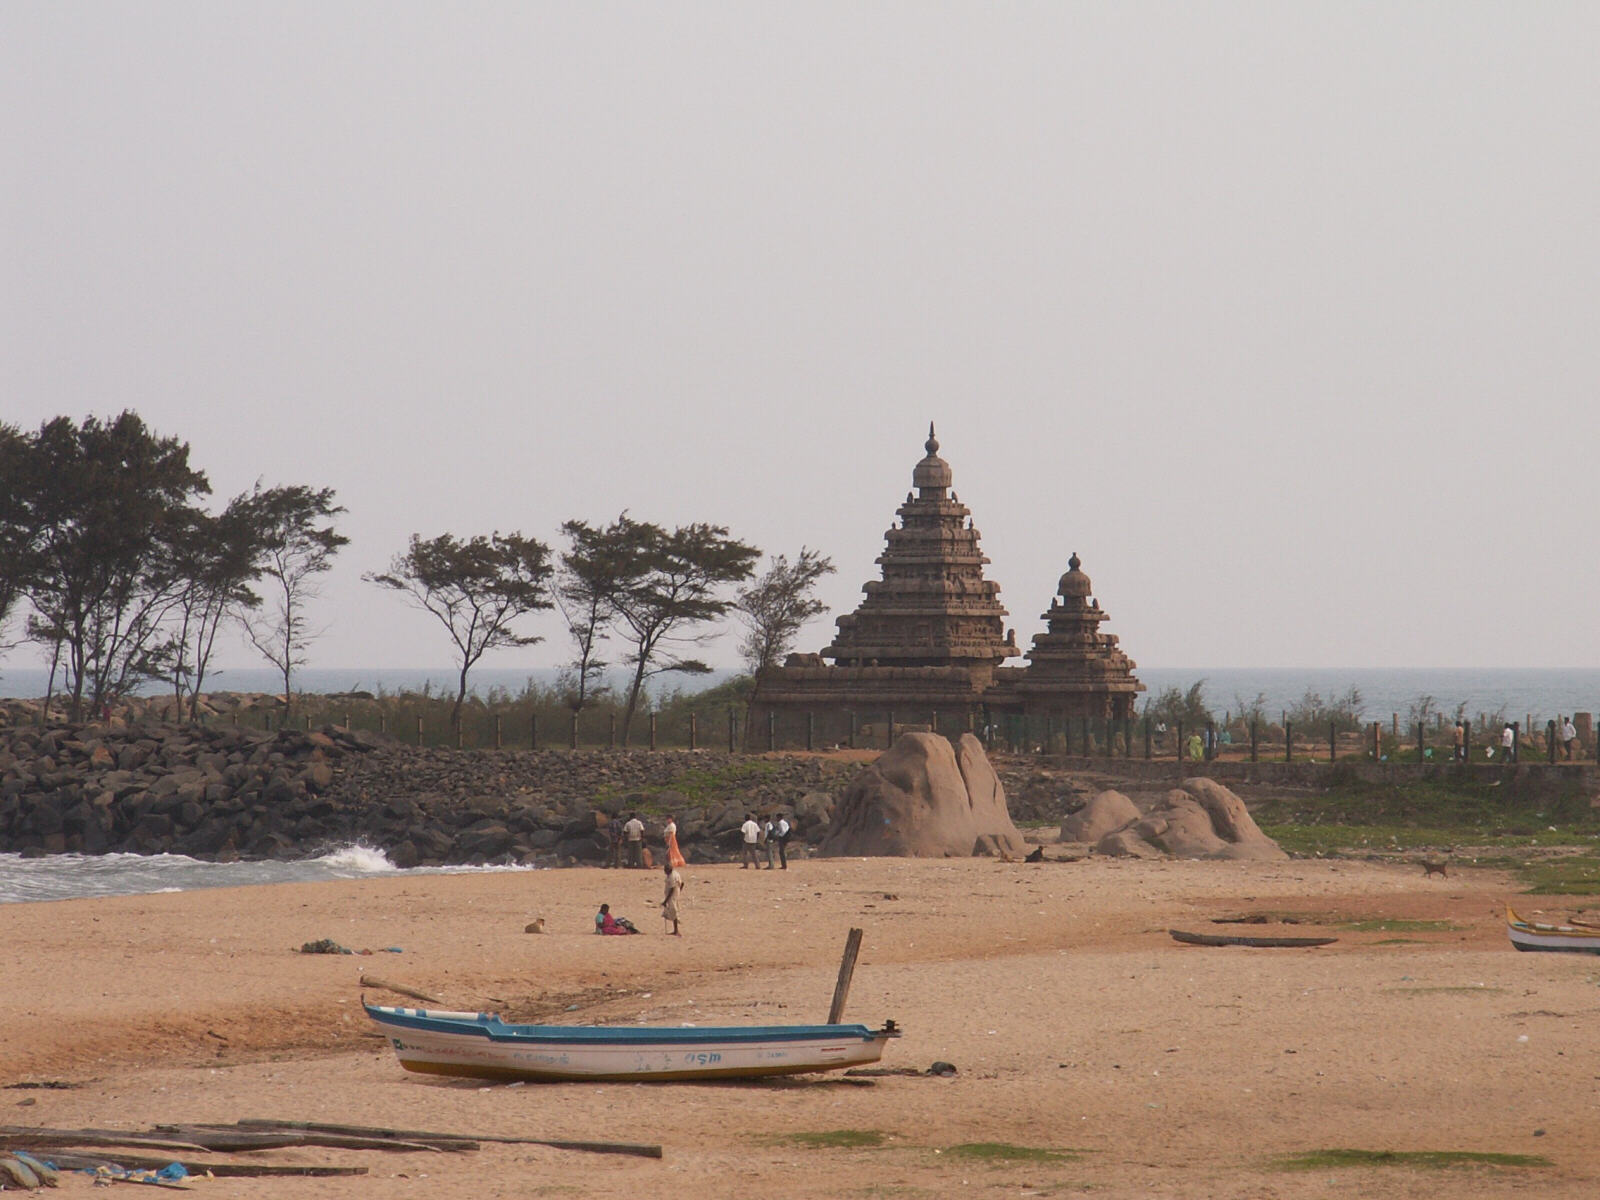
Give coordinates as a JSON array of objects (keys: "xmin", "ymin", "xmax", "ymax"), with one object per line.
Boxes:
[
  {"xmin": 663, "ymin": 814, "xmax": 687, "ymax": 869},
  {"xmin": 763, "ymin": 814, "xmax": 777, "ymax": 869},
  {"xmin": 774, "ymin": 812, "xmax": 791, "ymax": 869},
  {"xmin": 660, "ymin": 863, "xmax": 683, "ymax": 936},
  {"xmin": 739, "ymin": 813, "xmax": 761, "ymax": 868}
]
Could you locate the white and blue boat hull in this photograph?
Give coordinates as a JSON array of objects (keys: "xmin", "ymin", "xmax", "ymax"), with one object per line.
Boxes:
[{"xmin": 364, "ymin": 1003, "xmax": 900, "ymax": 1082}]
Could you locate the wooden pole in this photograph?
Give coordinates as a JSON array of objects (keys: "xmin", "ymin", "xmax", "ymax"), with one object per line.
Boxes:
[
  {"xmin": 689, "ymin": 711, "xmax": 697, "ymax": 751},
  {"xmin": 728, "ymin": 708, "xmax": 736, "ymax": 753},
  {"xmin": 494, "ymin": 714, "xmax": 502, "ymax": 749},
  {"xmin": 826, "ymin": 927, "xmax": 865, "ymax": 1024}
]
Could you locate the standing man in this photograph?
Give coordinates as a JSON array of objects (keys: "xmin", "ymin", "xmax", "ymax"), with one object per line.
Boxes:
[
  {"xmin": 762, "ymin": 814, "xmax": 777, "ymax": 869},
  {"xmin": 774, "ymin": 812, "xmax": 791, "ymax": 870},
  {"xmin": 660, "ymin": 863, "xmax": 683, "ymax": 936},
  {"xmin": 1561, "ymin": 716, "xmax": 1578, "ymax": 761},
  {"xmin": 607, "ymin": 816, "xmax": 624, "ymax": 869},
  {"xmin": 1452, "ymin": 720, "xmax": 1464, "ymax": 763},
  {"xmin": 739, "ymin": 813, "xmax": 761, "ymax": 868},
  {"xmin": 623, "ymin": 812, "xmax": 645, "ymax": 868},
  {"xmin": 1501, "ymin": 723, "xmax": 1516, "ymax": 764}
]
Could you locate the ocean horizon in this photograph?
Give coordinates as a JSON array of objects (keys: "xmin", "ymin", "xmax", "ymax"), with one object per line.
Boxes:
[{"xmin": 3, "ymin": 665, "xmax": 1600, "ymax": 727}]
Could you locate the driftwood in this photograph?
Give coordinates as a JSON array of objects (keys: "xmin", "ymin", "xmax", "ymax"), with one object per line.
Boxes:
[
  {"xmin": 359, "ymin": 975, "xmax": 441, "ymax": 1004},
  {"xmin": 235, "ymin": 1118, "xmax": 663, "ymax": 1160},
  {"xmin": 1169, "ymin": 929, "xmax": 1337, "ymax": 948},
  {"xmin": 43, "ymin": 1152, "xmax": 366, "ymax": 1178},
  {"xmin": 0, "ymin": 1127, "xmax": 212, "ymax": 1153},
  {"xmin": 154, "ymin": 1124, "xmax": 469, "ymax": 1153}
]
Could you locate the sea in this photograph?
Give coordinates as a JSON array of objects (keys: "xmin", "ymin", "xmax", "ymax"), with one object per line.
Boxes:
[{"xmin": 4, "ymin": 664, "xmax": 1600, "ymax": 906}]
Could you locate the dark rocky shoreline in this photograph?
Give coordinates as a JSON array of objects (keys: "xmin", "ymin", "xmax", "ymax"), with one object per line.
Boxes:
[{"xmin": 0, "ymin": 719, "xmax": 870, "ymax": 866}]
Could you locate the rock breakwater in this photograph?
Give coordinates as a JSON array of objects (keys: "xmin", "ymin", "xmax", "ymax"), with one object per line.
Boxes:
[{"xmin": 0, "ymin": 721, "xmax": 858, "ymax": 867}]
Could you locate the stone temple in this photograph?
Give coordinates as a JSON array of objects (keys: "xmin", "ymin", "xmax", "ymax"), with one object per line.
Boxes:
[{"xmin": 747, "ymin": 426, "xmax": 1143, "ymax": 748}]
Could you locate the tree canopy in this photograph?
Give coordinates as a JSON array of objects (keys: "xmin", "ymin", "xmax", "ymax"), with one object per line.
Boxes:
[{"xmin": 366, "ymin": 531, "xmax": 554, "ymax": 730}]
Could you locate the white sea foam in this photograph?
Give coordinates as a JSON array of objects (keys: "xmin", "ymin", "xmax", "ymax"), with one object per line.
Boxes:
[{"xmin": 0, "ymin": 843, "xmax": 536, "ymax": 905}]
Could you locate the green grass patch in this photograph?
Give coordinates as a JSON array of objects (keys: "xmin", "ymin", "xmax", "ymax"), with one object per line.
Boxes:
[
  {"xmin": 1383, "ymin": 986, "xmax": 1506, "ymax": 996},
  {"xmin": 1336, "ymin": 918, "xmax": 1460, "ymax": 933},
  {"xmin": 1272, "ymin": 1148, "xmax": 1549, "ymax": 1171},
  {"xmin": 942, "ymin": 1143, "xmax": 1083, "ymax": 1164},
  {"xmin": 1519, "ymin": 853, "xmax": 1600, "ymax": 895},
  {"xmin": 1252, "ymin": 776, "xmax": 1600, "ymax": 858},
  {"xmin": 778, "ymin": 1130, "xmax": 889, "ymax": 1150}
]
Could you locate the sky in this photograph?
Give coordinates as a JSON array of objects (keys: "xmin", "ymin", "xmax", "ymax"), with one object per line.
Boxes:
[{"xmin": 3, "ymin": 3, "xmax": 1598, "ymax": 674}]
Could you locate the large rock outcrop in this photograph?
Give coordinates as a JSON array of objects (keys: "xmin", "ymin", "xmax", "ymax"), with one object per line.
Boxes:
[
  {"xmin": 819, "ymin": 732, "xmax": 1025, "ymax": 858},
  {"xmin": 1089, "ymin": 778, "xmax": 1287, "ymax": 861}
]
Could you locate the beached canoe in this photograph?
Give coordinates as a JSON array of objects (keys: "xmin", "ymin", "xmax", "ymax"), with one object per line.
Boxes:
[
  {"xmin": 1169, "ymin": 929, "xmax": 1337, "ymax": 948},
  {"xmin": 364, "ymin": 1002, "xmax": 900, "ymax": 1082},
  {"xmin": 1506, "ymin": 905, "xmax": 1600, "ymax": 954}
]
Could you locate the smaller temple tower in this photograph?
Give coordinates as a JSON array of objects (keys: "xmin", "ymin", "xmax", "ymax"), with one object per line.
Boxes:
[{"xmin": 1003, "ymin": 552, "xmax": 1143, "ymax": 720}]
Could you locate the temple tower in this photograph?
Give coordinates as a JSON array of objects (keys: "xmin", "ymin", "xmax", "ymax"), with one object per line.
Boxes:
[
  {"xmin": 821, "ymin": 424, "xmax": 1018, "ymax": 679},
  {"xmin": 1010, "ymin": 552, "xmax": 1143, "ymax": 719}
]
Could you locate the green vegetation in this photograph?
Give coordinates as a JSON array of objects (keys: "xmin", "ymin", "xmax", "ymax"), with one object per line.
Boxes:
[
  {"xmin": 1254, "ymin": 776, "xmax": 1600, "ymax": 859},
  {"xmin": 1335, "ymin": 918, "xmax": 1459, "ymax": 933},
  {"xmin": 943, "ymin": 1142, "xmax": 1083, "ymax": 1164},
  {"xmin": 1519, "ymin": 853, "xmax": 1600, "ymax": 894},
  {"xmin": 1271, "ymin": 1149, "xmax": 1549, "ymax": 1172},
  {"xmin": 777, "ymin": 1130, "xmax": 889, "ymax": 1150}
]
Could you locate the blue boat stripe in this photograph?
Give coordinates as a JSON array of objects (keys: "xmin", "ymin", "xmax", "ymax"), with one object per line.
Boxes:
[{"xmin": 365, "ymin": 1005, "xmax": 880, "ymax": 1044}]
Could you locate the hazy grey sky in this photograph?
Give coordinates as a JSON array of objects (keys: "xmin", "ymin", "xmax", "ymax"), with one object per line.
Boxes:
[{"xmin": 4, "ymin": 3, "xmax": 1597, "ymax": 673}]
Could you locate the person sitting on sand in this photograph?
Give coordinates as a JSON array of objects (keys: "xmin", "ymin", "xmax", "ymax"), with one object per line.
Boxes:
[{"xmin": 595, "ymin": 903, "xmax": 640, "ymax": 935}]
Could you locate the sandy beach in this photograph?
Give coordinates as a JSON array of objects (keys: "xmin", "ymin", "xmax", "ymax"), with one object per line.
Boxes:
[{"xmin": 4, "ymin": 855, "xmax": 1599, "ymax": 1198}]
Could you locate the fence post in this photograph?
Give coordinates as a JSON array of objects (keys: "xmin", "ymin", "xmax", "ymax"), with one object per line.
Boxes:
[
  {"xmin": 609, "ymin": 712, "xmax": 616, "ymax": 749},
  {"xmin": 1284, "ymin": 720, "xmax": 1293, "ymax": 762},
  {"xmin": 1250, "ymin": 719, "xmax": 1258, "ymax": 763},
  {"xmin": 931, "ymin": 710, "xmax": 939, "ymax": 739},
  {"xmin": 887, "ymin": 711, "xmax": 895, "ymax": 748},
  {"xmin": 415, "ymin": 714, "xmax": 423, "ymax": 746},
  {"xmin": 343, "ymin": 712, "xmax": 350, "ymax": 731},
  {"xmin": 1462, "ymin": 718, "xmax": 1470, "ymax": 764},
  {"xmin": 1176, "ymin": 720, "xmax": 1184, "ymax": 763},
  {"xmin": 728, "ymin": 708, "xmax": 736, "ymax": 753},
  {"xmin": 530, "ymin": 712, "xmax": 537, "ymax": 750},
  {"xmin": 569, "ymin": 711, "xmax": 577, "ymax": 750},
  {"xmin": 650, "ymin": 712, "xmax": 658, "ymax": 751},
  {"xmin": 766, "ymin": 711, "xmax": 775, "ymax": 751},
  {"xmin": 848, "ymin": 711, "xmax": 856, "ymax": 750},
  {"xmin": 1330, "ymin": 721, "xmax": 1336, "ymax": 764},
  {"xmin": 1418, "ymin": 721, "xmax": 1425, "ymax": 762},
  {"xmin": 1205, "ymin": 720, "xmax": 1215, "ymax": 762},
  {"xmin": 689, "ymin": 711, "xmax": 697, "ymax": 751},
  {"xmin": 1372, "ymin": 721, "xmax": 1380, "ymax": 760},
  {"xmin": 1144, "ymin": 716, "xmax": 1152, "ymax": 759},
  {"xmin": 806, "ymin": 712, "xmax": 814, "ymax": 752},
  {"xmin": 379, "ymin": 712, "xmax": 387, "ymax": 735},
  {"xmin": 494, "ymin": 714, "xmax": 502, "ymax": 750},
  {"xmin": 1512, "ymin": 720, "xmax": 1519, "ymax": 763}
]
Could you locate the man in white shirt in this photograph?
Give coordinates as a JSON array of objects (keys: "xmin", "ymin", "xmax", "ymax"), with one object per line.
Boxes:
[
  {"xmin": 623, "ymin": 813, "xmax": 645, "ymax": 868},
  {"xmin": 773, "ymin": 813, "xmax": 791, "ymax": 870},
  {"xmin": 1501, "ymin": 724, "xmax": 1516, "ymax": 764},
  {"xmin": 739, "ymin": 814, "xmax": 761, "ymax": 869},
  {"xmin": 1561, "ymin": 717, "xmax": 1578, "ymax": 761}
]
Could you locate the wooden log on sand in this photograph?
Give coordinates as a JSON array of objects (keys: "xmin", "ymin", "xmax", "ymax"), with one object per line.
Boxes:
[
  {"xmin": 235, "ymin": 1118, "xmax": 663, "ymax": 1159},
  {"xmin": 358, "ymin": 975, "xmax": 441, "ymax": 1004}
]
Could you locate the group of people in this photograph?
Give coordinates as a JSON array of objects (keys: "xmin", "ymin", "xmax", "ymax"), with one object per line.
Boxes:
[
  {"xmin": 739, "ymin": 812, "xmax": 791, "ymax": 869},
  {"xmin": 1451, "ymin": 717, "xmax": 1582, "ymax": 763},
  {"xmin": 606, "ymin": 812, "xmax": 688, "ymax": 870},
  {"xmin": 597, "ymin": 863, "xmax": 684, "ymax": 936}
]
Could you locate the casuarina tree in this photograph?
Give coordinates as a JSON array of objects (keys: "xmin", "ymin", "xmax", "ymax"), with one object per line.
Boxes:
[
  {"xmin": 238, "ymin": 484, "xmax": 348, "ymax": 718},
  {"xmin": 366, "ymin": 531, "xmax": 554, "ymax": 732},
  {"xmin": 606, "ymin": 519, "xmax": 759, "ymax": 745}
]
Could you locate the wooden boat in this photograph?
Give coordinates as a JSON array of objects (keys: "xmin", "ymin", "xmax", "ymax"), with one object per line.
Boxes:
[
  {"xmin": 1506, "ymin": 905, "xmax": 1600, "ymax": 954},
  {"xmin": 364, "ymin": 1002, "xmax": 900, "ymax": 1082},
  {"xmin": 1169, "ymin": 928, "xmax": 1336, "ymax": 948}
]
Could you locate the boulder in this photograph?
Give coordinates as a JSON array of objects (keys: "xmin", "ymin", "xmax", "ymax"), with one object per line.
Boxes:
[
  {"xmin": 1081, "ymin": 779, "xmax": 1286, "ymax": 861},
  {"xmin": 1061, "ymin": 790, "xmax": 1140, "ymax": 843},
  {"xmin": 818, "ymin": 732, "xmax": 1025, "ymax": 858}
]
